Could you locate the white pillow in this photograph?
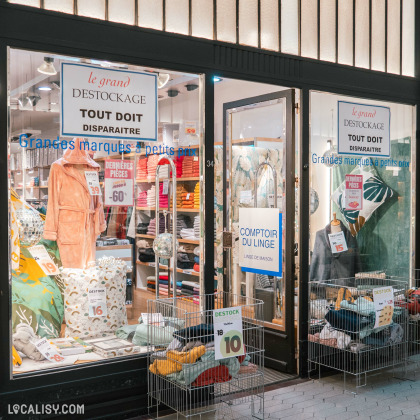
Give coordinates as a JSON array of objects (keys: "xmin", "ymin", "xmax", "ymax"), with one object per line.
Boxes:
[{"xmin": 62, "ymin": 257, "xmax": 127, "ymax": 339}]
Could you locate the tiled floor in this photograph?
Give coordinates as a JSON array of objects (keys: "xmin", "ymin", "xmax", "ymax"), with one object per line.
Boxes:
[{"xmin": 148, "ymin": 361, "xmax": 420, "ymax": 419}]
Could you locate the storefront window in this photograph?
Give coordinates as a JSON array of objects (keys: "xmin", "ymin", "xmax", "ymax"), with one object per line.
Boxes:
[
  {"xmin": 309, "ymin": 91, "xmax": 415, "ymax": 282},
  {"xmin": 9, "ymin": 48, "xmax": 203, "ymax": 375}
]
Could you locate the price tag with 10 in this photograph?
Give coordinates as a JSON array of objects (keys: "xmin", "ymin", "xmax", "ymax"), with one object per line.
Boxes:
[{"xmin": 213, "ymin": 306, "xmax": 244, "ymax": 360}]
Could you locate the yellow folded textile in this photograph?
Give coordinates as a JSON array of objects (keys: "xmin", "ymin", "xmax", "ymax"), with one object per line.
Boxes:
[
  {"xmin": 335, "ymin": 287, "xmax": 354, "ymax": 310},
  {"xmin": 149, "ymin": 345, "xmax": 206, "ymax": 376}
]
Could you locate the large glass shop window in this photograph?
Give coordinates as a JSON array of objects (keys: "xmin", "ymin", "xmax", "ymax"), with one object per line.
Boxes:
[
  {"xmin": 8, "ymin": 48, "xmax": 203, "ymax": 375},
  {"xmin": 309, "ymin": 91, "xmax": 415, "ymax": 282}
]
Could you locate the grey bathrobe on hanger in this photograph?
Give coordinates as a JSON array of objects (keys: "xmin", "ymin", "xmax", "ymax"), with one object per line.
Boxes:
[{"xmin": 309, "ymin": 220, "xmax": 362, "ymax": 281}]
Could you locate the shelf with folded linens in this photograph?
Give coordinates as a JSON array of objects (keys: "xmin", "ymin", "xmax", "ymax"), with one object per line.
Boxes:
[
  {"xmin": 136, "ymin": 260, "xmax": 200, "ymax": 277},
  {"xmin": 136, "ymin": 177, "xmax": 199, "ymax": 183},
  {"xmin": 136, "ymin": 207, "xmax": 199, "ymax": 213},
  {"xmin": 136, "ymin": 233, "xmax": 199, "ymax": 245}
]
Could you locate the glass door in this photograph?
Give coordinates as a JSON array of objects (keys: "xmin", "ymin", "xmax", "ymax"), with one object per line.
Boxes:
[{"xmin": 222, "ymin": 90, "xmax": 296, "ymax": 373}]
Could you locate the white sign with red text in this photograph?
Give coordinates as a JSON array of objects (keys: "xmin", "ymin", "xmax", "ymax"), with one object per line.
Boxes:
[
  {"xmin": 344, "ymin": 174, "xmax": 363, "ymax": 210},
  {"xmin": 61, "ymin": 62, "xmax": 157, "ymax": 141},
  {"xmin": 338, "ymin": 101, "xmax": 390, "ymax": 157},
  {"xmin": 104, "ymin": 159, "xmax": 134, "ymax": 206}
]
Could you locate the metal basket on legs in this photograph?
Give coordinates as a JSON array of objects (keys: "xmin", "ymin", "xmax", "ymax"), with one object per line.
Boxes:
[
  {"xmin": 308, "ymin": 276, "xmax": 409, "ymax": 391},
  {"xmin": 147, "ymin": 292, "xmax": 265, "ymax": 419}
]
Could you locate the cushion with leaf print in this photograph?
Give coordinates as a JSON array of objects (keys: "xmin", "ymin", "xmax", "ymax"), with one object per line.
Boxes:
[{"xmin": 332, "ymin": 165, "xmax": 396, "ymax": 236}]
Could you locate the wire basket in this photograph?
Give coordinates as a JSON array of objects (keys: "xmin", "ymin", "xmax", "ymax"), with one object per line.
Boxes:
[
  {"xmin": 308, "ymin": 276, "xmax": 409, "ymax": 389},
  {"xmin": 147, "ymin": 292, "xmax": 265, "ymax": 419}
]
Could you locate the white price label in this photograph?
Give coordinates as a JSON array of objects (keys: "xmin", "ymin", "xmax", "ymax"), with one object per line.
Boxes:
[
  {"xmin": 240, "ymin": 190, "xmax": 252, "ymax": 204},
  {"xmin": 88, "ymin": 287, "xmax": 107, "ymax": 317},
  {"xmin": 162, "ymin": 179, "xmax": 169, "ymax": 195},
  {"xmin": 328, "ymin": 231, "xmax": 348, "ymax": 254},
  {"xmin": 213, "ymin": 306, "xmax": 244, "ymax": 360},
  {"xmin": 193, "ymin": 156, "xmax": 198, "ymax": 162},
  {"xmin": 28, "ymin": 245, "xmax": 59, "ymax": 276},
  {"xmin": 373, "ymin": 286, "xmax": 394, "ymax": 328},
  {"xmin": 186, "ymin": 193, "xmax": 191, "ymax": 200},
  {"xmin": 33, "ymin": 338, "xmax": 65, "ymax": 363},
  {"xmin": 149, "ymin": 263, "xmax": 156, "ymax": 267},
  {"xmin": 141, "ymin": 312, "xmax": 164, "ymax": 326},
  {"xmin": 268, "ymin": 194, "xmax": 282, "ymax": 207},
  {"xmin": 85, "ymin": 171, "xmax": 101, "ymax": 195}
]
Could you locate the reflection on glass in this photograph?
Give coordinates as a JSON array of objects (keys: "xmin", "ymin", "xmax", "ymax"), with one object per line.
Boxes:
[
  {"xmin": 226, "ymin": 99, "xmax": 286, "ymax": 330},
  {"xmin": 9, "ymin": 48, "xmax": 203, "ymax": 376},
  {"xmin": 309, "ymin": 91, "xmax": 415, "ymax": 282}
]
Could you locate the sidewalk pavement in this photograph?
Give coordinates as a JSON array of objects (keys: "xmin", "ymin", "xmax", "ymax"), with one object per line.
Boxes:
[{"xmin": 154, "ymin": 361, "xmax": 420, "ymax": 419}]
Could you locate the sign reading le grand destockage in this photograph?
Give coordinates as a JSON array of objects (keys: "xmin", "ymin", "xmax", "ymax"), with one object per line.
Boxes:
[
  {"xmin": 61, "ymin": 63, "xmax": 157, "ymax": 141},
  {"xmin": 338, "ymin": 101, "xmax": 390, "ymax": 157}
]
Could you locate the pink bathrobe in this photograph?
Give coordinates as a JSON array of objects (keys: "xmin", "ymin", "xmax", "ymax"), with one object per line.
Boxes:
[{"xmin": 44, "ymin": 139, "xmax": 106, "ymax": 268}]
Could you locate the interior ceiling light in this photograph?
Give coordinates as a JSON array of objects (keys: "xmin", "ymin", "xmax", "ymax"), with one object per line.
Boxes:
[
  {"xmin": 167, "ymin": 89, "xmax": 179, "ymax": 98},
  {"xmin": 185, "ymin": 84, "xmax": 199, "ymax": 91},
  {"xmin": 38, "ymin": 86, "xmax": 52, "ymax": 91},
  {"xmin": 37, "ymin": 57, "xmax": 57, "ymax": 76},
  {"xmin": 158, "ymin": 73, "xmax": 170, "ymax": 89},
  {"xmin": 213, "ymin": 76, "xmax": 223, "ymax": 82}
]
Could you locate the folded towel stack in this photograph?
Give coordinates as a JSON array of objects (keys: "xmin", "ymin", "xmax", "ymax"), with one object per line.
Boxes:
[
  {"xmin": 171, "ymin": 184, "xmax": 188, "ymax": 208},
  {"xmin": 192, "ymin": 156, "xmax": 199, "ymax": 176},
  {"xmin": 137, "ymin": 190, "xmax": 147, "ymax": 207},
  {"xmin": 194, "ymin": 182, "xmax": 200, "ymax": 208},
  {"xmin": 137, "ymin": 222, "xmax": 149, "ymax": 234},
  {"xmin": 176, "ymin": 215, "xmax": 192, "ymax": 236},
  {"xmin": 158, "ymin": 182, "xmax": 169, "ymax": 207},
  {"xmin": 147, "ymin": 275, "xmax": 156, "ymax": 292},
  {"xmin": 138, "ymin": 247, "xmax": 155, "ymax": 263},
  {"xmin": 147, "ymin": 154, "xmax": 159, "ymax": 178},
  {"xmin": 177, "ymin": 252, "xmax": 195, "ymax": 270},
  {"xmin": 146, "ymin": 185, "xmax": 156, "ymax": 207},
  {"xmin": 193, "ymin": 216, "xmax": 200, "ymax": 239},
  {"xmin": 182, "ymin": 156, "xmax": 195, "ymax": 177},
  {"xmin": 180, "ymin": 228, "xmax": 195, "ymax": 240},
  {"xmin": 181, "ymin": 192, "xmax": 195, "ymax": 208},
  {"xmin": 174, "ymin": 156, "xmax": 183, "ymax": 178},
  {"xmin": 137, "ymin": 158, "xmax": 147, "ymax": 179}
]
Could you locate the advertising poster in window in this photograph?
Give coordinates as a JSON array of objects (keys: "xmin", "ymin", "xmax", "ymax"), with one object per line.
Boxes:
[
  {"xmin": 104, "ymin": 159, "xmax": 134, "ymax": 206},
  {"xmin": 61, "ymin": 62, "xmax": 157, "ymax": 141}
]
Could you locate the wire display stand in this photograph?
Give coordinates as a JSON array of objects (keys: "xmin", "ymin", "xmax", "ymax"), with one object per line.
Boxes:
[
  {"xmin": 308, "ymin": 276, "xmax": 409, "ymax": 391},
  {"xmin": 147, "ymin": 292, "xmax": 265, "ymax": 419},
  {"xmin": 154, "ymin": 154, "xmax": 178, "ymax": 299}
]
